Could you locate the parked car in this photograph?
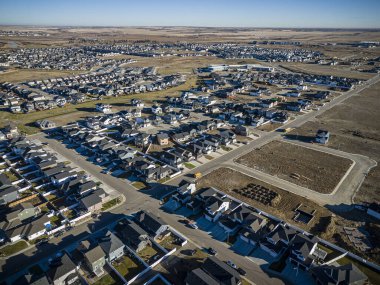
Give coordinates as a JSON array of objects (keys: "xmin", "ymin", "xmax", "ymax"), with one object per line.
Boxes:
[
  {"xmin": 188, "ymin": 223, "xmax": 198, "ymax": 229},
  {"xmin": 207, "ymin": 247, "xmax": 217, "ymax": 255},
  {"xmin": 237, "ymin": 267, "xmax": 247, "ymax": 276},
  {"xmin": 227, "ymin": 260, "xmax": 237, "ymax": 269},
  {"xmin": 189, "ymin": 249, "xmax": 197, "ymax": 256}
]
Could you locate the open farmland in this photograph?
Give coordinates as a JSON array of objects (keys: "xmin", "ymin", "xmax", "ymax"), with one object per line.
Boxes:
[
  {"xmin": 236, "ymin": 140, "xmax": 352, "ymax": 193},
  {"xmin": 287, "ymin": 81, "xmax": 380, "ymax": 204}
]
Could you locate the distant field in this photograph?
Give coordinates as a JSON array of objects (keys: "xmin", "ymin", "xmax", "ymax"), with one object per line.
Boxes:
[
  {"xmin": 0, "ymin": 68, "xmax": 84, "ymax": 83},
  {"xmin": 279, "ymin": 62, "xmax": 375, "ymax": 80}
]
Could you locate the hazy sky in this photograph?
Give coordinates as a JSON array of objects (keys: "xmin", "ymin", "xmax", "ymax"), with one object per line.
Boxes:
[{"xmin": 1, "ymin": 0, "xmax": 380, "ymax": 28}]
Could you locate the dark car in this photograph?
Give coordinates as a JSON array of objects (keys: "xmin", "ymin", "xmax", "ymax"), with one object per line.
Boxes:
[
  {"xmin": 207, "ymin": 247, "xmax": 217, "ymax": 255},
  {"xmin": 189, "ymin": 249, "xmax": 197, "ymax": 256},
  {"xmin": 237, "ymin": 267, "xmax": 247, "ymax": 276}
]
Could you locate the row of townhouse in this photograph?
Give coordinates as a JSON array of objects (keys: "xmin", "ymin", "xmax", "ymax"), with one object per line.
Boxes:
[{"xmin": 171, "ymin": 184, "xmax": 369, "ymax": 285}]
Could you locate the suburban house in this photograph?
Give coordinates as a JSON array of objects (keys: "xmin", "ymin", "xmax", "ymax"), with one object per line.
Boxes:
[
  {"xmin": 172, "ymin": 179, "xmax": 197, "ymax": 204},
  {"xmin": 315, "ymin": 129, "xmax": 330, "ymax": 144},
  {"xmin": 83, "ymin": 245, "xmax": 106, "ymax": 277},
  {"xmin": 289, "ymin": 234, "xmax": 319, "ymax": 270},
  {"xmin": 117, "ymin": 219, "xmax": 151, "ymax": 253},
  {"xmin": 47, "ymin": 253, "xmax": 79, "ymax": 285},
  {"xmin": 135, "ymin": 210, "xmax": 168, "ymax": 240},
  {"xmin": 198, "ymin": 188, "xmax": 231, "ymax": 222},
  {"xmin": 156, "ymin": 133, "xmax": 169, "ymax": 145},
  {"xmin": 98, "ymin": 230, "xmax": 125, "ymax": 262},
  {"xmin": 310, "ymin": 263, "xmax": 367, "ymax": 285},
  {"xmin": 80, "ymin": 188, "xmax": 110, "ymax": 212},
  {"xmin": 238, "ymin": 212, "xmax": 268, "ymax": 246},
  {"xmin": 186, "ymin": 256, "xmax": 241, "ymax": 285},
  {"xmin": 234, "ymin": 125, "xmax": 251, "ymax": 137},
  {"xmin": 260, "ymin": 224, "xmax": 297, "ymax": 257}
]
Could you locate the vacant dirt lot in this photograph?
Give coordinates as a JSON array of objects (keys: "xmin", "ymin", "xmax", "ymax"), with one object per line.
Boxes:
[
  {"xmin": 236, "ymin": 140, "xmax": 352, "ymax": 193},
  {"xmin": 287, "ymin": 81, "xmax": 380, "ymax": 204},
  {"xmin": 197, "ymin": 167, "xmax": 332, "ymax": 233}
]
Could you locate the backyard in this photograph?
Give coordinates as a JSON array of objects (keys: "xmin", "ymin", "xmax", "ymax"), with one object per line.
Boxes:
[{"xmin": 112, "ymin": 254, "xmax": 145, "ymax": 281}]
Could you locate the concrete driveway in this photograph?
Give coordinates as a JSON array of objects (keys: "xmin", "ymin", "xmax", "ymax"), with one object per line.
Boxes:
[
  {"xmin": 230, "ymin": 237, "xmax": 255, "ymax": 256},
  {"xmin": 196, "ymin": 217, "xmax": 227, "ymax": 241}
]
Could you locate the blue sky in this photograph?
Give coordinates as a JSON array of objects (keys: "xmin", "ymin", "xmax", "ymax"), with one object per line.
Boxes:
[{"xmin": 0, "ymin": 0, "xmax": 379, "ymax": 28}]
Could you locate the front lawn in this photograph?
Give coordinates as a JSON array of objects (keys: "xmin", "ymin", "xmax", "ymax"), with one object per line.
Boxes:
[
  {"xmin": 0, "ymin": 240, "xmax": 28, "ymax": 256},
  {"xmin": 131, "ymin": 181, "xmax": 149, "ymax": 190},
  {"xmin": 184, "ymin": 162, "xmax": 196, "ymax": 169},
  {"xmin": 204, "ymin": 155, "xmax": 214, "ymax": 160},
  {"xmin": 101, "ymin": 197, "xmax": 121, "ymax": 211},
  {"xmin": 113, "ymin": 255, "xmax": 145, "ymax": 280}
]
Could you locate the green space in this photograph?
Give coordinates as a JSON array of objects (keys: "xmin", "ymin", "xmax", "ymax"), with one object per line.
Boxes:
[
  {"xmin": 113, "ymin": 255, "xmax": 145, "ymax": 280},
  {"xmin": 204, "ymin": 155, "xmax": 214, "ymax": 160},
  {"xmin": 4, "ymin": 171, "xmax": 19, "ymax": 182},
  {"xmin": 0, "ymin": 240, "xmax": 28, "ymax": 257},
  {"xmin": 221, "ymin": 146, "xmax": 233, "ymax": 151},
  {"xmin": 131, "ymin": 181, "xmax": 149, "ymax": 190},
  {"xmin": 138, "ymin": 245, "xmax": 158, "ymax": 263},
  {"xmin": 158, "ymin": 234, "xmax": 179, "ymax": 251},
  {"xmin": 184, "ymin": 162, "xmax": 196, "ymax": 169},
  {"xmin": 92, "ymin": 270, "xmax": 123, "ymax": 285},
  {"xmin": 101, "ymin": 197, "xmax": 122, "ymax": 211}
]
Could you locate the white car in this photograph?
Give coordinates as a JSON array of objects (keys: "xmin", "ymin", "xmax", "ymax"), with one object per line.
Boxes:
[
  {"xmin": 227, "ymin": 260, "xmax": 237, "ymax": 269},
  {"xmin": 188, "ymin": 223, "xmax": 198, "ymax": 229}
]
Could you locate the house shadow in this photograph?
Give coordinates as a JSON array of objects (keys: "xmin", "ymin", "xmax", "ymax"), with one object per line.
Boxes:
[
  {"xmin": 85, "ymin": 211, "xmax": 127, "ymax": 234},
  {"xmin": 75, "ymin": 107, "xmax": 97, "ymax": 113},
  {"xmin": 284, "ymin": 134, "xmax": 314, "ymax": 143},
  {"xmin": 139, "ymin": 182, "xmax": 177, "ymax": 200}
]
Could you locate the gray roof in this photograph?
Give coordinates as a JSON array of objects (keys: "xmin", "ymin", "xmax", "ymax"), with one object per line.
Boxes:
[
  {"xmin": 84, "ymin": 245, "xmax": 105, "ymax": 264},
  {"xmin": 99, "ymin": 230, "xmax": 124, "ymax": 256},
  {"xmin": 310, "ymin": 263, "xmax": 367, "ymax": 285},
  {"xmin": 202, "ymin": 256, "xmax": 241, "ymax": 285},
  {"xmin": 135, "ymin": 210, "xmax": 167, "ymax": 234},
  {"xmin": 47, "ymin": 253, "xmax": 77, "ymax": 281},
  {"xmin": 185, "ymin": 268, "xmax": 219, "ymax": 285}
]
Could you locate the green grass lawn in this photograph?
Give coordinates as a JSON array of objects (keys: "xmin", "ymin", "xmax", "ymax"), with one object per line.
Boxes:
[
  {"xmin": 113, "ymin": 255, "xmax": 145, "ymax": 280},
  {"xmin": 4, "ymin": 171, "xmax": 19, "ymax": 182},
  {"xmin": 92, "ymin": 270, "xmax": 123, "ymax": 285},
  {"xmin": 158, "ymin": 235, "xmax": 179, "ymax": 251},
  {"xmin": 184, "ymin": 162, "xmax": 196, "ymax": 169},
  {"xmin": 131, "ymin": 181, "xmax": 149, "ymax": 190},
  {"xmin": 221, "ymin": 146, "xmax": 233, "ymax": 151},
  {"xmin": 0, "ymin": 240, "xmax": 28, "ymax": 256},
  {"xmin": 101, "ymin": 197, "xmax": 121, "ymax": 211},
  {"xmin": 138, "ymin": 246, "xmax": 158, "ymax": 263}
]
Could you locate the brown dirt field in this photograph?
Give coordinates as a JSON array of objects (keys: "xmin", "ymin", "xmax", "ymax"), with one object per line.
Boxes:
[
  {"xmin": 279, "ymin": 63, "xmax": 375, "ymax": 80},
  {"xmin": 236, "ymin": 140, "xmax": 352, "ymax": 193},
  {"xmin": 287, "ymin": 81, "xmax": 380, "ymax": 204},
  {"xmin": 197, "ymin": 167, "xmax": 332, "ymax": 233}
]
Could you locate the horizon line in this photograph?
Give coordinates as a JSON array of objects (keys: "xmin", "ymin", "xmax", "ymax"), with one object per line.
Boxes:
[{"xmin": 1, "ymin": 24, "xmax": 380, "ymax": 31}]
